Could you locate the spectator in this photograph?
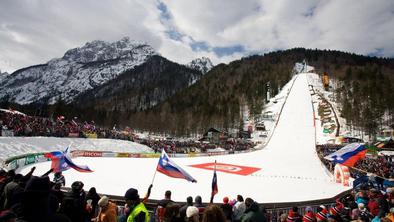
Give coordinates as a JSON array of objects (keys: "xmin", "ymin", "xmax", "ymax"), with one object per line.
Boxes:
[
  {"xmin": 202, "ymin": 204, "xmax": 227, "ymax": 222},
  {"xmin": 163, "ymin": 203, "xmax": 182, "ymax": 222},
  {"xmin": 316, "ymin": 207, "xmax": 328, "ymax": 222},
  {"xmin": 124, "ymin": 188, "xmax": 149, "ymax": 222},
  {"xmin": 15, "ymin": 176, "xmax": 58, "ymax": 222},
  {"xmin": 60, "ymin": 181, "xmax": 86, "ymax": 222},
  {"xmin": 180, "ymin": 196, "xmax": 193, "ymax": 220},
  {"xmin": 302, "ymin": 210, "xmax": 316, "ymax": 222},
  {"xmin": 95, "ymin": 196, "xmax": 117, "ymax": 222},
  {"xmin": 233, "ymin": 195, "xmax": 246, "ymax": 222},
  {"xmin": 156, "ymin": 190, "xmax": 174, "ymax": 222},
  {"xmin": 287, "ymin": 206, "xmax": 302, "ymax": 222},
  {"xmin": 53, "ymin": 172, "xmax": 65, "ymax": 187},
  {"xmin": 86, "ymin": 187, "xmax": 101, "ymax": 220},
  {"xmin": 194, "ymin": 196, "xmax": 205, "ymax": 214},
  {"xmin": 2, "ymin": 174, "xmax": 23, "ymax": 210},
  {"xmin": 241, "ymin": 198, "xmax": 266, "ymax": 222},
  {"xmin": 186, "ymin": 206, "xmax": 199, "ymax": 222},
  {"xmin": 220, "ymin": 197, "xmax": 232, "ymax": 222}
]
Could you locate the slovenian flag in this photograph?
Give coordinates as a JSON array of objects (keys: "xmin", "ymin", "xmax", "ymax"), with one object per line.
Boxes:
[
  {"xmin": 210, "ymin": 161, "xmax": 218, "ymax": 203},
  {"xmin": 324, "ymin": 143, "xmax": 367, "ymax": 167},
  {"xmin": 156, "ymin": 149, "xmax": 197, "ymax": 182},
  {"xmin": 45, "ymin": 147, "xmax": 93, "ymax": 173}
]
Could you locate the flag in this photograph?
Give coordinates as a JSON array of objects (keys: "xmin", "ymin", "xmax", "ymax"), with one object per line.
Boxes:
[
  {"xmin": 45, "ymin": 147, "xmax": 93, "ymax": 173},
  {"xmin": 210, "ymin": 161, "xmax": 218, "ymax": 203},
  {"xmin": 156, "ymin": 149, "xmax": 197, "ymax": 182},
  {"xmin": 324, "ymin": 143, "xmax": 367, "ymax": 167}
]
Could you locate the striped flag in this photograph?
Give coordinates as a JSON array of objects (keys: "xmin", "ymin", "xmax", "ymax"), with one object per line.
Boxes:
[
  {"xmin": 156, "ymin": 149, "xmax": 197, "ymax": 182},
  {"xmin": 210, "ymin": 161, "xmax": 218, "ymax": 203}
]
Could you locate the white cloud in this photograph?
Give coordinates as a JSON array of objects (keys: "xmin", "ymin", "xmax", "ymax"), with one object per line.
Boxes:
[{"xmin": 0, "ymin": 0, "xmax": 393, "ymax": 73}]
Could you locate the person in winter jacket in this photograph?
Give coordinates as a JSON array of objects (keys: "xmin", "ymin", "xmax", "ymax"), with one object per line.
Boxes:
[
  {"xmin": 233, "ymin": 195, "xmax": 246, "ymax": 222},
  {"xmin": 287, "ymin": 206, "xmax": 302, "ymax": 222},
  {"xmin": 220, "ymin": 197, "xmax": 233, "ymax": 222},
  {"xmin": 60, "ymin": 181, "xmax": 86, "ymax": 222},
  {"xmin": 156, "ymin": 190, "xmax": 174, "ymax": 222},
  {"xmin": 2, "ymin": 174, "xmax": 23, "ymax": 210},
  {"xmin": 180, "ymin": 196, "xmax": 193, "ymax": 220},
  {"xmin": 53, "ymin": 172, "xmax": 65, "ymax": 187},
  {"xmin": 95, "ymin": 196, "xmax": 117, "ymax": 222},
  {"xmin": 241, "ymin": 198, "xmax": 266, "ymax": 222},
  {"xmin": 124, "ymin": 188, "xmax": 149, "ymax": 222},
  {"xmin": 201, "ymin": 204, "xmax": 227, "ymax": 222},
  {"xmin": 86, "ymin": 187, "xmax": 101, "ymax": 220},
  {"xmin": 303, "ymin": 206, "xmax": 316, "ymax": 222}
]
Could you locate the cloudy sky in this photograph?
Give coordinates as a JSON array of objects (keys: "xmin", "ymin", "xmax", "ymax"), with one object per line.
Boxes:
[{"xmin": 0, "ymin": 0, "xmax": 393, "ymax": 73}]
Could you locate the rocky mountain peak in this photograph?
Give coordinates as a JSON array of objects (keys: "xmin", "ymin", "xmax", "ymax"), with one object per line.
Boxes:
[
  {"xmin": 187, "ymin": 57, "xmax": 213, "ymax": 74},
  {"xmin": 62, "ymin": 37, "xmax": 156, "ymax": 63}
]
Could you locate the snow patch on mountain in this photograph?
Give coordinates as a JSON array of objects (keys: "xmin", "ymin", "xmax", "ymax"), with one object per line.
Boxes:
[
  {"xmin": 187, "ymin": 57, "xmax": 213, "ymax": 74},
  {"xmin": 0, "ymin": 37, "xmax": 157, "ymax": 104}
]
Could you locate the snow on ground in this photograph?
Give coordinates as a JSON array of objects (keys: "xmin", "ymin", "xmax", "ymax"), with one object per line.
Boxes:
[
  {"xmin": 16, "ymin": 73, "xmax": 350, "ymax": 203},
  {"xmin": 0, "ymin": 137, "xmax": 152, "ymax": 162}
]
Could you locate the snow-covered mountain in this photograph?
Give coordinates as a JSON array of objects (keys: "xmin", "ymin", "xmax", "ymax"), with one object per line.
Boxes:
[
  {"xmin": 0, "ymin": 70, "xmax": 8, "ymax": 82},
  {"xmin": 0, "ymin": 37, "xmax": 157, "ymax": 104},
  {"xmin": 187, "ymin": 57, "xmax": 213, "ymax": 74}
]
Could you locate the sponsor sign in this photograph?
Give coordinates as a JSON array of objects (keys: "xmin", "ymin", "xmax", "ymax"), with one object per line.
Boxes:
[
  {"xmin": 116, "ymin": 153, "xmax": 131, "ymax": 158},
  {"xmin": 24, "ymin": 154, "xmax": 37, "ymax": 165},
  {"xmin": 84, "ymin": 133, "xmax": 98, "ymax": 139},
  {"xmin": 190, "ymin": 162, "xmax": 261, "ymax": 176},
  {"xmin": 1, "ymin": 129, "xmax": 14, "ymax": 137},
  {"xmin": 82, "ymin": 151, "xmax": 103, "ymax": 157},
  {"xmin": 68, "ymin": 132, "xmax": 79, "ymax": 138}
]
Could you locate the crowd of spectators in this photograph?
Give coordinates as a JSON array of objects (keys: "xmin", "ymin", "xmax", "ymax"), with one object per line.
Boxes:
[
  {"xmin": 3, "ymin": 166, "xmax": 394, "ymax": 222},
  {"xmin": 141, "ymin": 139, "xmax": 254, "ymax": 154},
  {"xmin": 0, "ymin": 110, "xmax": 255, "ymax": 155},
  {"xmin": 317, "ymin": 144, "xmax": 394, "ymax": 181},
  {"xmin": 0, "ymin": 111, "xmax": 126, "ymax": 139},
  {"xmin": 354, "ymin": 156, "xmax": 394, "ymax": 180}
]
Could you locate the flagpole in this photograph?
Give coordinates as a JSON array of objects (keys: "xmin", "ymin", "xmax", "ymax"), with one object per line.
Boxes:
[{"xmin": 151, "ymin": 148, "xmax": 162, "ymax": 185}]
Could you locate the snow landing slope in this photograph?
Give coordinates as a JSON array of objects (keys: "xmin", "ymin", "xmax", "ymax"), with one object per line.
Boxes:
[{"xmin": 18, "ymin": 73, "xmax": 350, "ymax": 203}]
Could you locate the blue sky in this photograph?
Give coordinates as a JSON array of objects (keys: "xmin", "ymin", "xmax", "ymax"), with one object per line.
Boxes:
[{"xmin": 0, "ymin": 0, "xmax": 393, "ymax": 73}]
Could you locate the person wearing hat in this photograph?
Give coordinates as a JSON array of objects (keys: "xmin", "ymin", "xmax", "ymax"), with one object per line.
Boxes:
[
  {"xmin": 16, "ymin": 176, "xmax": 53, "ymax": 221},
  {"xmin": 316, "ymin": 208, "xmax": 328, "ymax": 222},
  {"xmin": 303, "ymin": 207, "xmax": 316, "ymax": 222},
  {"xmin": 220, "ymin": 197, "xmax": 233, "ymax": 222},
  {"xmin": 287, "ymin": 206, "xmax": 302, "ymax": 222},
  {"xmin": 185, "ymin": 206, "xmax": 199, "ymax": 222},
  {"xmin": 60, "ymin": 181, "xmax": 86, "ymax": 222},
  {"xmin": 124, "ymin": 188, "xmax": 149, "ymax": 222},
  {"xmin": 53, "ymin": 171, "xmax": 65, "ymax": 187},
  {"xmin": 94, "ymin": 196, "xmax": 117, "ymax": 222}
]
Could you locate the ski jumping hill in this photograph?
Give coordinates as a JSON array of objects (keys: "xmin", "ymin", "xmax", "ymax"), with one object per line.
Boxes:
[{"xmin": 16, "ymin": 72, "xmax": 350, "ymax": 203}]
